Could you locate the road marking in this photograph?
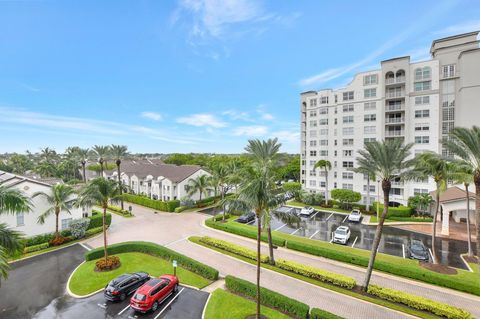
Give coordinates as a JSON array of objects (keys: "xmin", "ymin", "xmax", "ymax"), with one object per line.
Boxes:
[
  {"xmin": 342, "ymin": 215, "xmax": 349, "ymax": 223},
  {"xmin": 428, "ymin": 248, "xmax": 434, "ymax": 261},
  {"xmin": 310, "ymin": 211, "xmax": 318, "ymax": 219},
  {"xmin": 154, "ymin": 288, "xmax": 185, "ymax": 319},
  {"xmin": 309, "ymin": 230, "xmax": 320, "ymax": 239},
  {"xmin": 164, "ymin": 237, "xmax": 188, "ymax": 248},
  {"xmin": 79, "ymin": 243, "xmax": 92, "ymax": 251},
  {"xmin": 326, "ymin": 213, "xmax": 333, "ymax": 221},
  {"xmin": 351, "ymin": 236, "xmax": 358, "ymax": 248},
  {"xmin": 97, "ymin": 303, "xmax": 107, "ymax": 309},
  {"xmin": 402, "ymin": 244, "xmax": 406, "ymax": 259},
  {"xmin": 329, "ymin": 232, "xmax": 333, "ymax": 243},
  {"xmin": 274, "ymin": 224, "xmax": 287, "ymax": 231},
  {"xmin": 246, "ymin": 220, "xmax": 255, "ymax": 225},
  {"xmin": 290, "ymin": 228, "xmax": 301, "ymax": 235},
  {"xmin": 118, "ymin": 304, "xmax": 131, "ymax": 315}
]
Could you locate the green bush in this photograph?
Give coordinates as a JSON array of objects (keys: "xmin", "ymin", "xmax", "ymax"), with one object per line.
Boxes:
[
  {"xmin": 225, "ymin": 275, "xmax": 310, "ymax": 319},
  {"xmin": 275, "ymin": 259, "xmax": 356, "ymax": 289},
  {"xmin": 174, "ymin": 206, "xmax": 188, "ymax": 213},
  {"xmin": 108, "ymin": 205, "xmax": 130, "ymax": 215},
  {"xmin": 367, "ymin": 285, "xmax": 473, "ymax": 319},
  {"xmin": 310, "ymin": 308, "xmax": 345, "ymax": 319},
  {"xmin": 24, "ymin": 230, "xmax": 71, "ymax": 247},
  {"xmin": 196, "ymin": 195, "xmax": 222, "ymax": 207},
  {"xmin": 84, "ymin": 241, "xmax": 219, "ymax": 280},
  {"xmin": 88, "ymin": 213, "xmax": 112, "ymax": 229},
  {"xmin": 122, "ymin": 193, "xmax": 180, "ymax": 212},
  {"xmin": 212, "ymin": 213, "xmax": 231, "ymax": 222},
  {"xmin": 24, "ymin": 242, "xmax": 49, "ymax": 253},
  {"xmin": 373, "ymin": 202, "xmax": 412, "ymax": 217},
  {"xmin": 85, "ymin": 226, "xmax": 104, "ymax": 237},
  {"xmin": 199, "ymin": 236, "xmax": 269, "ymax": 263}
]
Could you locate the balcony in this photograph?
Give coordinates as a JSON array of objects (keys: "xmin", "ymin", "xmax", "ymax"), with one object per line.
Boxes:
[
  {"xmin": 385, "ymin": 117, "xmax": 405, "ymax": 124},
  {"xmin": 391, "ymin": 181, "xmax": 404, "ymax": 187},
  {"xmin": 385, "ymin": 103, "xmax": 405, "ymax": 112},
  {"xmin": 386, "ymin": 90, "xmax": 405, "ymax": 99},
  {"xmin": 385, "ymin": 130, "xmax": 405, "ymax": 137},
  {"xmin": 385, "ymin": 76, "xmax": 406, "ymax": 85}
]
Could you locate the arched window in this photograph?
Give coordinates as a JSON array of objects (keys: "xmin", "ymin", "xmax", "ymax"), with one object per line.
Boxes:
[{"xmin": 395, "ymin": 69, "xmax": 405, "ymax": 78}]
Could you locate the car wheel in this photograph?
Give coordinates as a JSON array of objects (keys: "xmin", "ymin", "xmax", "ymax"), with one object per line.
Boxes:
[
  {"xmin": 151, "ymin": 301, "xmax": 159, "ymax": 312},
  {"xmin": 120, "ymin": 293, "xmax": 126, "ymax": 301},
  {"xmin": 173, "ymin": 284, "xmax": 179, "ymax": 293}
]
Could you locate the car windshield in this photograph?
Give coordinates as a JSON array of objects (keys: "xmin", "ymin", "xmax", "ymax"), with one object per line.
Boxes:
[
  {"xmin": 351, "ymin": 211, "xmax": 360, "ymax": 215},
  {"xmin": 133, "ymin": 293, "xmax": 146, "ymax": 301},
  {"xmin": 411, "ymin": 244, "xmax": 425, "ymax": 254},
  {"xmin": 336, "ymin": 229, "xmax": 347, "ymax": 235}
]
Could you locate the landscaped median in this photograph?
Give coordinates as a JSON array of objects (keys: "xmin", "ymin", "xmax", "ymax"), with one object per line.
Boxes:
[
  {"xmin": 191, "ymin": 235, "xmax": 473, "ymax": 319},
  {"xmin": 205, "ymin": 216, "xmax": 480, "ymax": 296},
  {"xmin": 68, "ymin": 241, "xmax": 218, "ymax": 297}
]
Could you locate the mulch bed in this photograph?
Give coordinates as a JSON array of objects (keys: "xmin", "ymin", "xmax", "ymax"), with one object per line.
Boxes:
[
  {"xmin": 419, "ymin": 261, "xmax": 457, "ymax": 275},
  {"xmin": 464, "ymin": 255, "xmax": 478, "ymax": 264}
]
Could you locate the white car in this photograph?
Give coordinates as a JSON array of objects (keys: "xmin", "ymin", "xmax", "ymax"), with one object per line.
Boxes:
[
  {"xmin": 333, "ymin": 226, "xmax": 351, "ymax": 245},
  {"xmin": 348, "ymin": 209, "xmax": 362, "ymax": 222},
  {"xmin": 299, "ymin": 206, "xmax": 315, "ymax": 216}
]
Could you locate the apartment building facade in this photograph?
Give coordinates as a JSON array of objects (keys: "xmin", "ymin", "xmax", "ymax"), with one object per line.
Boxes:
[{"xmin": 300, "ymin": 31, "xmax": 480, "ymax": 206}]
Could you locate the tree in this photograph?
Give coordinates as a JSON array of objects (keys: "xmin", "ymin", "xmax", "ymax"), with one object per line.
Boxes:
[
  {"xmin": 92, "ymin": 145, "xmax": 111, "ymax": 177},
  {"xmin": 331, "ymin": 189, "xmax": 361, "ymax": 209},
  {"xmin": 356, "ymin": 139, "xmax": 414, "ymax": 291},
  {"xmin": 77, "ymin": 148, "xmax": 90, "ymax": 183},
  {"xmin": 187, "ymin": 175, "xmax": 211, "ymax": 202},
  {"xmin": 443, "ymin": 126, "xmax": 480, "ymax": 265},
  {"xmin": 282, "ymin": 182, "xmax": 302, "ymax": 201},
  {"xmin": 209, "ymin": 164, "xmax": 229, "ymax": 221},
  {"xmin": 0, "ymin": 186, "xmax": 31, "ymax": 284},
  {"xmin": 32, "ymin": 183, "xmax": 76, "ymax": 240},
  {"xmin": 314, "ymin": 160, "xmax": 332, "ymax": 205},
  {"xmin": 110, "ymin": 145, "xmax": 129, "ymax": 210},
  {"xmin": 413, "ymin": 152, "xmax": 455, "ymax": 264},
  {"xmin": 408, "ymin": 193, "xmax": 434, "ymax": 217},
  {"xmin": 279, "ymin": 155, "xmax": 300, "ymax": 181},
  {"xmin": 76, "ymin": 178, "xmax": 123, "ymax": 264}
]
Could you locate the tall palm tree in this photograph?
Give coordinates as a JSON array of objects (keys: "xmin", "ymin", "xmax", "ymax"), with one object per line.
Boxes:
[
  {"xmin": 110, "ymin": 145, "xmax": 129, "ymax": 210},
  {"xmin": 443, "ymin": 126, "xmax": 480, "ymax": 264},
  {"xmin": 76, "ymin": 178, "xmax": 122, "ymax": 263},
  {"xmin": 356, "ymin": 139, "xmax": 414, "ymax": 291},
  {"xmin": 65, "ymin": 147, "xmax": 81, "ymax": 180},
  {"xmin": 0, "ymin": 186, "xmax": 31, "ymax": 285},
  {"xmin": 92, "ymin": 145, "xmax": 111, "ymax": 177},
  {"xmin": 209, "ymin": 164, "xmax": 230, "ymax": 221},
  {"xmin": 314, "ymin": 160, "xmax": 331, "ymax": 205},
  {"xmin": 187, "ymin": 175, "xmax": 211, "ymax": 202},
  {"xmin": 409, "ymin": 193, "xmax": 434, "ymax": 217},
  {"xmin": 32, "ymin": 184, "xmax": 76, "ymax": 239},
  {"xmin": 77, "ymin": 148, "xmax": 90, "ymax": 183}
]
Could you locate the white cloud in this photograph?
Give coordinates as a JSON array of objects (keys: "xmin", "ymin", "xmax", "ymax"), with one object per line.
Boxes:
[
  {"xmin": 433, "ymin": 20, "xmax": 480, "ymax": 37},
  {"xmin": 176, "ymin": 113, "xmax": 227, "ymax": 128},
  {"xmin": 256, "ymin": 104, "xmax": 274, "ymax": 121},
  {"xmin": 233, "ymin": 125, "xmax": 268, "ymax": 136},
  {"xmin": 222, "ymin": 109, "xmax": 253, "ymax": 122},
  {"xmin": 271, "ymin": 130, "xmax": 300, "ymax": 144},
  {"xmin": 140, "ymin": 111, "xmax": 163, "ymax": 121}
]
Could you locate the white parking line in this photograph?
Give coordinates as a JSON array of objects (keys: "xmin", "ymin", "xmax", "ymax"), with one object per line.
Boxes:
[
  {"xmin": 118, "ymin": 304, "xmax": 131, "ymax": 315},
  {"xmin": 290, "ymin": 228, "xmax": 301, "ymax": 235},
  {"xmin": 97, "ymin": 303, "xmax": 107, "ymax": 309},
  {"xmin": 329, "ymin": 232, "xmax": 333, "ymax": 243},
  {"xmin": 326, "ymin": 213, "xmax": 333, "ymax": 221},
  {"xmin": 79, "ymin": 243, "xmax": 92, "ymax": 251},
  {"xmin": 428, "ymin": 248, "xmax": 434, "ymax": 261},
  {"xmin": 309, "ymin": 230, "xmax": 320, "ymax": 239},
  {"xmin": 310, "ymin": 211, "xmax": 318, "ymax": 219},
  {"xmin": 274, "ymin": 224, "xmax": 287, "ymax": 231},
  {"xmin": 351, "ymin": 236, "xmax": 358, "ymax": 248},
  {"xmin": 154, "ymin": 288, "xmax": 185, "ymax": 319},
  {"xmin": 246, "ymin": 220, "xmax": 255, "ymax": 225},
  {"xmin": 342, "ymin": 215, "xmax": 348, "ymax": 223},
  {"xmin": 402, "ymin": 244, "xmax": 406, "ymax": 259}
]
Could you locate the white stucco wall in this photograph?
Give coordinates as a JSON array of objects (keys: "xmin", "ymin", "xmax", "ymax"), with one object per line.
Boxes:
[{"xmin": 178, "ymin": 169, "xmax": 212, "ymax": 201}]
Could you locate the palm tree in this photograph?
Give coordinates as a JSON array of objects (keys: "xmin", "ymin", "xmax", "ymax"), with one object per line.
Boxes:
[
  {"xmin": 32, "ymin": 184, "xmax": 76, "ymax": 239},
  {"xmin": 187, "ymin": 175, "xmax": 211, "ymax": 202},
  {"xmin": 356, "ymin": 139, "xmax": 414, "ymax": 291},
  {"xmin": 209, "ymin": 164, "xmax": 230, "ymax": 221},
  {"xmin": 443, "ymin": 126, "xmax": 480, "ymax": 263},
  {"xmin": 353, "ymin": 166, "xmax": 375, "ymax": 212},
  {"xmin": 76, "ymin": 178, "xmax": 122, "ymax": 263},
  {"xmin": 110, "ymin": 145, "xmax": 129, "ymax": 210},
  {"xmin": 92, "ymin": 145, "xmax": 111, "ymax": 177},
  {"xmin": 314, "ymin": 160, "xmax": 331, "ymax": 205},
  {"xmin": 65, "ymin": 147, "xmax": 81, "ymax": 180},
  {"xmin": 77, "ymin": 148, "xmax": 90, "ymax": 183},
  {"xmin": 0, "ymin": 186, "xmax": 31, "ymax": 285},
  {"xmin": 409, "ymin": 193, "xmax": 434, "ymax": 217}
]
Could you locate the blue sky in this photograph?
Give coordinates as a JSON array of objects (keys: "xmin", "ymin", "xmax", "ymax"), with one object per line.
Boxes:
[{"xmin": 1, "ymin": 0, "xmax": 479, "ymax": 154}]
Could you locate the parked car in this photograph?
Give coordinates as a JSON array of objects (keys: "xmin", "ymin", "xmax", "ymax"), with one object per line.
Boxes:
[
  {"xmin": 333, "ymin": 226, "xmax": 351, "ymax": 244},
  {"xmin": 408, "ymin": 240, "xmax": 429, "ymax": 261},
  {"xmin": 284, "ymin": 192, "xmax": 294, "ymax": 200},
  {"xmin": 299, "ymin": 206, "xmax": 315, "ymax": 216},
  {"xmin": 130, "ymin": 275, "xmax": 179, "ymax": 313},
  {"xmin": 348, "ymin": 209, "xmax": 362, "ymax": 222},
  {"xmin": 236, "ymin": 212, "xmax": 256, "ymax": 224},
  {"xmin": 104, "ymin": 272, "xmax": 150, "ymax": 301}
]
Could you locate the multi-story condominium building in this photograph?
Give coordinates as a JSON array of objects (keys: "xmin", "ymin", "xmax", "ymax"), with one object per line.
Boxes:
[{"xmin": 300, "ymin": 31, "xmax": 480, "ymax": 207}]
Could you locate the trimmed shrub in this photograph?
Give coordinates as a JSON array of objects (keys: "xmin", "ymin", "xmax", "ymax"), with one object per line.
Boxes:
[
  {"xmin": 212, "ymin": 213, "xmax": 231, "ymax": 222},
  {"xmin": 108, "ymin": 205, "xmax": 130, "ymax": 216},
  {"xmin": 95, "ymin": 255, "xmax": 121, "ymax": 271},
  {"xmin": 24, "ymin": 242, "xmax": 49, "ymax": 254},
  {"xmin": 310, "ymin": 308, "xmax": 344, "ymax": 319},
  {"xmin": 373, "ymin": 202, "xmax": 412, "ymax": 217},
  {"xmin": 84, "ymin": 241, "xmax": 219, "ymax": 280},
  {"xmin": 225, "ymin": 275, "xmax": 310, "ymax": 319},
  {"xmin": 180, "ymin": 196, "xmax": 196, "ymax": 208},
  {"xmin": 367, "ymin": 285, "xmax": 473, "ymax": 319},
  {"xmin": 174, "ymin": 206, "xmax": 188, "ymax": 213},
  {"xmin": 70, "ymin": 218, "xmax": 90, "ymax": 239},
  {"xmin": 85, "ymin": 226, "xmax": 104, "ymax": 237},
  {"xmin": 301, "ymin": 192, "xmax": 324, "ymax": 206},
  {"xmin": 88, "ymin": 212, "xmax": 112, "ymax": 229},
  {"xmin": 49, "ymin": 236, "xmax": 73, "ymax": 246},
  {"xmin": 24, "ymin": 230, "xmax": 71, "ymax": 247},
  {"xmin": 196, "ymin": 195, "xmax": 222, "ymax": 207},
  {"xmin": 199, "ymin": 236, "xmax": 269, "ymax": 263},
  {"xmin": 122, "ymin": 193, "xmax": 180, "ymax": 212},
  {"xmin": 275, "ymin": 259, "xmax": 356, "ymax": 289}
]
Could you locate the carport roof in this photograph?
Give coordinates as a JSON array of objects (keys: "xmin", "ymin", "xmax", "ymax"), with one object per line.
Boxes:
[{"xmin": 430, "ymin": 186, "xmax": 476, "ymax": 203}]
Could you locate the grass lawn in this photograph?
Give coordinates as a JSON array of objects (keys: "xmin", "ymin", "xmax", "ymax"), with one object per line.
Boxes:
[
  {"xmin": 69, "ymin": 252, "xmax": 211, "ymax": 296},
  {"xmin": 204, "ymin": 289, "xmax": 292, "ymax": 319},
  {"xmin": 369, "ymin": 215, "xmax": 432, "ymax": 223}
]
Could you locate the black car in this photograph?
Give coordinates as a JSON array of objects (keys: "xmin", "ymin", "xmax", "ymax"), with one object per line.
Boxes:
[
  {"xmin": 104, "ymin": 272, "xmax": 150, "ymax": 301},
  {"xmin": 236, "ymin": 212, "xmax": 256, "ymax": 224},
  {"xmin": 408, "ymin": 240, "xmax": 429, "ymax": 261}
]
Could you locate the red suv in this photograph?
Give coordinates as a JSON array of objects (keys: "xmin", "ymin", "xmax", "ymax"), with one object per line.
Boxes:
[{"xmin": 130, "ymin": 275, "xmax": 179, "ymax": 313}]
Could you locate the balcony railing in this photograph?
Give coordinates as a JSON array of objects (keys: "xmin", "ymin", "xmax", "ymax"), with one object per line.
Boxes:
[
  {"xmin": 391, "ymin": 181, "xmax": 404, "ymax": 186},
  {"xmin": 385, "ymin": 130, "xmax": 405, "ymax": 137},
  {"xmin": 385, "ymin": 76, "xmax": 405, "ymax": 85},
  {"xmin": 385, "ymin": 117, "xmax": 405, "ymax": 124},
  {"xmin": 385, "ymin": 104, "xmax": 405, "ymax": 112},
  {"xmin": 386, "ymin": 90, "xmax": 405, "ymax": 98}
]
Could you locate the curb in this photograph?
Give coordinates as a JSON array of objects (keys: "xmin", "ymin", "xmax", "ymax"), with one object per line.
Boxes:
[
  {"xmin": 460, "ymin": 254, "xmax": 474, "ymax": 273},
  {"xmin": 201, "ymin": 290, "xmax": 213, "ymax": 319},
  {"xmin": 9, "ymin": 242, "xmax": 80, "ymax": 264},
  {"xmin": 65, "ymin": 261, "xmax": 104, "ymax": 299}
]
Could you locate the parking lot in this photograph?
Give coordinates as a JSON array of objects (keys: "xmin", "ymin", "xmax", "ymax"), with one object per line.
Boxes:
[{"xmin": 250, "ymin": 206, "xmax": 474, "ymax": 270}]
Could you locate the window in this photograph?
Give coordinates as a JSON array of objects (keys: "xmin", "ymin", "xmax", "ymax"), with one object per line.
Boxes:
[
  {"xmin": 343, "ymin": 150, "xmax": 353, "ymax": 157},
  {"xmin": 309, "ymin": 120, "xmax": 317, "ymax": 127},
  {"xmin": 364, "ymin": 102, "xmax": 376, "ymax": 110},
  {"xmin": 342, "ymin": 127, "xmax": 354, "ymax": 135},
  {"xmin": 363, "ymin": 74, "xmax": 378, "ymax": 85},
  {"xmin": 415, "ymin": 110, "xmax": 430, "ymax": 118},
  {"xmin": 414, "ymin": 67, "xmax": 431, "ymax": 80},
  {"xmin": 320, "ymin": 139, "xmax": 328, "ymax": 146},
  {"xmin": 415, "ymin": 123, "xmax": 429, "ymax": 131},
  {"xmin": 342, "ymin": 91, "xmax": 354, "ymax": 101},
  {"xmin": 364, "ymin": 114, "xmax": 376, "ymax": 122},
  {"xmin": 334, "ymin": 172, "xmax": 337, "ymax": 178},
  {"xmin": 61, "ymin": 218, "xmax": 73, "ymax": 230},
  {"xmin": 309, "ymin": 130, "xmax": 317, "ymax": 137},
  {"xmin": 363, "ymin": 185, "xmax": 375, "ymax": 193},
  {"xmin": 309, "ymin": 110, "xmax": 317, "ymax": 117},
  {"xmin": 16, "ymin": 212, "xmax": 24, "ymax": 226},
  {"xmin": 342, "ymin": 161, "xmax": 354, "ymax": 168},
  {"xmin": 364, "ymin": 126, "xmax": 376, "ymax": 134},
  {"xmin": 309, "ymin": 140, "xmax": 317, "ymax": 147},
  {"xmin": 309, "ymin": 180, "xmax": 316, "ymax": 187},
  {"xmin": 442, "ymin": 122, "xmax": 455, "ymax": 134},
  {"xmin": 443, "ymin": 108, "xmax": 454, "ymax": 121},
  {"xmin": 442, "ymin": 64, "xmax": 455, "ymax": 78},
  {"xmin": 309, "ymin": 99, "xmax": 317, "ymax": 107},
  {"xmin": 442, "ymin": 94, "xmax": 455, "ymax": 108},
  {"xmin": 415, "ymin": 136, "xmax": 430, "ymax": 144},
  {"xmin": 334, "ymin": 150, "xmax": 337, "ymax": 156},
  {"xmin": 414, "ymin": 81, "xmax": 431, "ymax": 91},
  {"xmin": 310, "ymin": 150, "xmax": 317, "ymax": 156},
  {"xmin": 319, "ymin": 107, "xmax": 328, "ymax": 114},
  {"xmin": 319, "ymin": 128, "xmax": 328, "ymax": 135},
  {"xmin": 415, "ymin": 96, "xmax": 430, "ymax": 105},
  {"xmin": 334, "ymin": 118, "xmax": 338, "ymax": 125},
  {"xmin": 334, "ymin": 139, "xmax": 338, "ymax": 146},
  {"xmin": 343, "ymin": 138, "xmax": 354, "ymax": 146},
  {"xmin": 342, "ymin": 104, "xmax": 354, "ymax": 112},
  {"xmin": 343, "ymin": 116, "xmax": 354, "ymax": 123},
  {"xmin": 309, "ymin": 160, "xmax": 315, "ymax": 166},
  {"xmin": 414, "ymin": 188, "xmax": 429, "ymax": 195},
  {"xmin": 320, "ymin": 181, "xmax": 326, "ymax": 187},
  {"xmin": 320, "ymin": 96, "xmax": 329, "ymax": 104},
  {"xmin": 342, "ymin": 183, "xmax": 354, "ymax": 190},
  {"xmin": 364, "ymin": 137, "xmax": 376, "ymax": 144},
  {"xmin": 320, "ymin": 150, "xmax": 328, "ymax": 156},
  {"xmin": 319, "ymin": 118, "xmax": 328, "ymax": 125},
  {"xmin": 309, "ymin": 170, "xmax": 316, "ymax": 176},
  {"xmin": 364, "ymin": 88, "xmax": 376, "ymax": 98},
  {"xmin": 342, "ymin": 172, "xmax": 354, "ymax": 180}
]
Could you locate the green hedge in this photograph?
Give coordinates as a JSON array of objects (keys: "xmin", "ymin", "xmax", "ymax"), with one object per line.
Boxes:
[
  {"xmin": 310, "ymin": 308, "xmax": 345, "ymax": 319},
  {"xmin": 174, "ymin": 206, "xmax": 188, "ymax": 213},
  {"xmin": 88, "ymin": 212, "xmax": 112, "ymax": 229},
  {"xmin": 108, "ymin": 205, "xmax": 130, "ymax": 215},
  {"xmin": 367, "ymin": 285, "xmax": 472, "ymax": 319},
  {"xmin": 23, "ymin": 242, "xmax": 49, "ymax": 253},
  {"xmin": 373, "ymin": 202, "xmax": 412, "ymax": 217},
  {"xmin": 212, "ymin": 213, "xmax": 231, "ymax": 222},
  {"xmin": 199, "ymin": 236, "xmax": 269, "ymax": 263},
  {"xmin": 123, "ymin": 193, "xmax": 180, "ymax": 212},
  {"xmin": 225, "ymin": 275, "xmax": 310, "ymax": 319},
  {"xmin": 85, "ymin": 226, "xmax": 104, "ymax": 237},
  {"xmin": 275, "ymin": 259, "xmax": 356, "ymax": 289},
  {"xmin": 84, "ymin": 241, "xmax": 218, "ymax": 280},
  {"xmin": 24, "ymin": 230, "xmax": 71, "ymax": 247}
]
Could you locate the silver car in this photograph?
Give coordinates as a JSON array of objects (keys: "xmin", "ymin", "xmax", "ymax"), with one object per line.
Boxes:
[{"xmin": 333, "ymin": 226, "xmax": 351, "ymax": 245}]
